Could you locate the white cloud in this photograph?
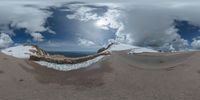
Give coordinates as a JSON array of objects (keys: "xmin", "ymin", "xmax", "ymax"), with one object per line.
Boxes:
[
  {"xmin": 30, "ymin": 33, "xmax": 44, "ymax": 42},
  {"xmin": 0, "ymin": 1, "xmax": 60, "ymax": 40},
  {"xmin": 66, "ymin": 6, "xmax": 98, "ymax": 21},
  {"xmin": 1, "ymin": 1, "xmax": 200, "ymax": 51},
  {"xmin": 113, "ymin": 3, "xmax": 200, "ymax": 51},
  {"xmin": 64, "ymin": 2, "xmax": 200, "ymax": 51},
  {"xmin": 0, "ymin": 33, "xmax": 13, "ymax": 49},
  {"xmin": 8, "ymin": 0, "xmax": 200, "ymax": 4},
  {"xmin": 78, "ymin": 38, "xmax": 95, "ymax": 47},
  {"xmin": 191, "ymin": 37, "xmax": 200, "ymax": 49},
  {"xmin": 66, "ymin": 3, "xmax": 122, "ymax": 30},
  {"xmin": 95, "ymin": 9, "xmax": 122, "ymax": 30}
]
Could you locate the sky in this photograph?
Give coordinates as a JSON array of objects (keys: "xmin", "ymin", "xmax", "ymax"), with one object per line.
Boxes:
[{"xmin": 1, "ymin": 0, "xmax": 200, "ymax": 51}]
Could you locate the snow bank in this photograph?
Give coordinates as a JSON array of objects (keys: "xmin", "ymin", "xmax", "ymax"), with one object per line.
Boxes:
[
  {"xmin": 107, "ymin": 43, "xmax": 157, "ymax": 53},
  {"xmin": 108, "ymin": 43, "xmax": 138, "ymax": 51},
  {"xmin": 128, "ymin": 47, "xmax": 158, "ymax": 54},
  {"xmin": 1, "ymin": 45, "xmax": 36, "ymax": 58},
  {"xmin": 1, "ymin": 44, "xmax": 105, "ymax": 71},
  {"xmin": 35, "ymin": 56, "xmax": 104, "ymax": 71},
  {"xmin": 1, "ymin": 43, "xmax": 157, "ymax": 71}
]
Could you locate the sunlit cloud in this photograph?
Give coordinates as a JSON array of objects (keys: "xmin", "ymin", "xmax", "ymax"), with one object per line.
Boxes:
[
  {"xmin": 0, "ymin": 33, "xmax": 13, "ymax": 49},
  {"xmin": 1, "ymin": 1, "xmax": 200, "ymax": 51}
]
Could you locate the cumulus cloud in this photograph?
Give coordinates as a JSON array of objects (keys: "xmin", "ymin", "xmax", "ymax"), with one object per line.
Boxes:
[
  {"xmin": 113, "ymin": 3, "xmax": 200, "ymax": 51},
  {"xmin": 95, "ymin": 9, "xmax": 122, "ymax": 30},
  {"xmin": 0, "ymin": 33, "xmax": 13, "ymax": 49},
  {"xmin": 78, "ymin": 38, "xmax": 95, "ymax": 47},
  {"xmin": 0, "ymin": 1, "xmax": 60, "ymax": 41},
  {"xmin": 30, "ymin": 33, "xmax": 44, "ymax": 42},
  {"xmin": 64, "ymin": 2, "xmax": 200, "ymax": 51},
  {"xmin": 66, "ymin": 3, "xmax": 122, "ymax": 30},
  {"xmin": 1, "ymin": 1, "xmax": 200, "ymax": 51},
  {"xmin": 191, "ymin": 37, "xmax": 200, "ymax": 49},
  {"xmin": 66, "ymin": 6, "xmax": 98, "ymax": 21}
]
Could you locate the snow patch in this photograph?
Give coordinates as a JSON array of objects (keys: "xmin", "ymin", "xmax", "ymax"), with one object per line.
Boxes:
[
  {"xmin": 1, "ymin": 45, "xmax": 36, "ymax": 58},
  {"xmin": 108, "ymin": 43, "xmax": 138, "ymax": 51},
  {"xmin": 128, "ymin": 48, "xmax": 158, "ymax": 54},
  {"xmin": 1, "ymin": 43, "xmax": 157, "ymax": 72},
  {"xmin": 35, "ymin": 56, "xmax": 104, "ymax": 71},
  {"xmin": 1, "ymin": 44, "xmax": 105, "ymax": 71},
  {"xmin": 108, "ymin": 43, "xmax": 158, "ymax": 53}
]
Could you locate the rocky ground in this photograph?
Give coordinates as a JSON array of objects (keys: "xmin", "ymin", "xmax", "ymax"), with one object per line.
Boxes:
[{"xmin": 0, "ymin": 51, "xmax": 200, "ymax": 100}]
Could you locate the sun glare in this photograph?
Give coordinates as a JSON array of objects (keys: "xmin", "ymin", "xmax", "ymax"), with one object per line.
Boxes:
[{"xmin": 95, "ymin": 18, "xmax": 109, "ymax": 28}]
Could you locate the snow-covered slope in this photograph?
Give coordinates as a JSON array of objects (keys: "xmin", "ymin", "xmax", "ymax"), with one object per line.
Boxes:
[
  {"xmin": 107, "ymin": 43, "xmax": 157, "ymax": 53},
  {"xmin": 128, "ymin": 47, "xmax": 158, "ymax": 54},
  {"xmin": 1, "ymin": 44, "xmax": 106, "ymax": 71},
  {"xmin": 1, "ymin": 43, "xmax": 157, "ymax": 71},
  {"xmin": 1, "ymin": 45, "xmax": 37, "ymax": 59},
  {"xmin": 35, "ymin": 56, "xmax": 104, "ymax": 71}
]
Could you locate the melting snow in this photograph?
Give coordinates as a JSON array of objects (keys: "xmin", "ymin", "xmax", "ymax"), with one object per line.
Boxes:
[
  {"xmin": 35, "ymin": 56, "xmax": 104, "ymax": 71},
  {"xmin": 1, "ymin": 45, "xmax": 36, "ymax": 59},
  {"xmin": 108, "ymin": 43, "xmax": 138, "ymax": 51},
  {"xmin": 128, "ymin": 47, "xmax": 158, "ymax": 54},
  {"xmin": 1, "ymin": 43, "xmax": 157, "ymax": 71},
  {"xmin": 107, "ymin": 43, "xmax": 157, "ymax": 53},
  {"xmin": 1, "ymin": 44, "xmax": 105, "ymax": 71}
]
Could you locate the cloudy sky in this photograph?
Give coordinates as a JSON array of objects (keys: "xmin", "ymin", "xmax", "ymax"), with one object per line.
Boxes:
[{"xmin": 1, "ymin": 0, "xmax": 200, "ymax": 51}]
